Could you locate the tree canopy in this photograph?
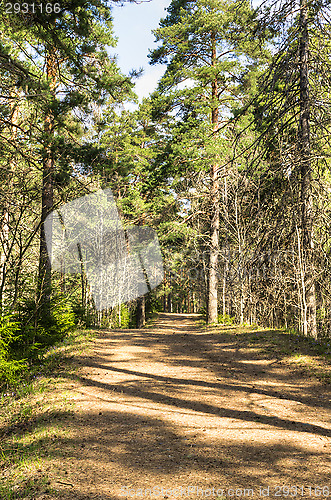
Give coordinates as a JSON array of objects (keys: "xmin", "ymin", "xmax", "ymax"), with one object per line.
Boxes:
[{"xmin": 1, "ymin": 0, "xmax": 331, "ymax": 386}]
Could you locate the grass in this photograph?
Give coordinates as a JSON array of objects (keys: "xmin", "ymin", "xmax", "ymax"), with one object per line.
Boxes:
[
  {"xmin": 0, "ymin": 327, "xmax": 96, "ymax": 499},
  {"xmin": 1, "ymin": 315, "xmax": 330, "ymax": 497},
  {"xmin": 208, "ymin": 321, "xmax": 331, "ymax": 384}
]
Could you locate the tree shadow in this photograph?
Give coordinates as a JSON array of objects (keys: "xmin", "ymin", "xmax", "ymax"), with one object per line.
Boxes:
[
  {"xmin": 75, "ymin": 360, "xmax": 331, "ymax": 412},
  {"xmin": 72, "ymin": 373, "xmax": 331, "ymax": 437},
  {"xmin": 2, "ymin": 313, "xmax": 329, "ymax": 498},
  {"xmin": 2, "ymin": 405, "xmax": 329, "ymax": 497}
]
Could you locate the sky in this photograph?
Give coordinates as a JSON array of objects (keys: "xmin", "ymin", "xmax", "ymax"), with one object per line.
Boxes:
[{"xmin": 112, "ymin": 0, "xmax": 172, "ymax": 102}]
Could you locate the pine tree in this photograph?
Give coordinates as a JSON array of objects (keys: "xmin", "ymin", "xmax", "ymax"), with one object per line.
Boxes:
[
  {"xmin": 92, "ymin": 99, "xmax": 183, "ymax": 327},
  {"xmin": 0, "ymin": 1, "xmax": 134, "ymax": 318},
  {"xmin": 149, "ymin": 0, "xmax": 260, "ymax": 323}
]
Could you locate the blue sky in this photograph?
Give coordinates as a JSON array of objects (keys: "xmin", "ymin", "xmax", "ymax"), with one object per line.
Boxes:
[{"xmin": 112, "ymin": 0, "xmax": 171, "ymax": 101}]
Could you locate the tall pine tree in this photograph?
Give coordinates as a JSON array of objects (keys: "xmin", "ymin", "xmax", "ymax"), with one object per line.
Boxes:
[{"xmin": 149, "ymin": 0, "xmax": 261, "ymax": 322}]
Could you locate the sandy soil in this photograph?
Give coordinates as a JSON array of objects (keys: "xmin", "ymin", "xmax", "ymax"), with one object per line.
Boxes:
[{"xmin": 47, "ymin": 313, "xmax": 330, "ymax": 500}]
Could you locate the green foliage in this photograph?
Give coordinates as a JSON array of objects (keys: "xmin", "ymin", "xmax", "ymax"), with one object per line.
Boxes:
[
  {"xmin": 0, "ymin": 316, "xmax": 27, "ymax": 385},
  {"xmin": 0, "ymin": 315, "xmax": 21, "ymax": 355},
  {"xmin": 146, "ymin": 294, "xmax": 163, "ymax": 315},
  {"xmin": 217, "ymin": 313, "xmax": 235, "ymax": 325},
  {"xmin": 27, "ymin": 300, "xmax": 76, "ymax": 358},
  {"xmin": 0, "ymin": 358, "xmax": 27, "ymax": 386},
  {"xmin": 0, "ymin": 298, "xmax": 76, "ymax": 384},
  {"xmin": 71, "ymin": 304, "xmax": 94, "ymax": 328},
  {"xmin": 0, "ymin": 298, "xmax": 76, "ymax": 376},
  {"xmin": 111, "ymin": 304, "xmax": 131, "ymax": 329},
  {"xmin": 50, "ymin": 300, "xmax": 76, "ymax": 336}
]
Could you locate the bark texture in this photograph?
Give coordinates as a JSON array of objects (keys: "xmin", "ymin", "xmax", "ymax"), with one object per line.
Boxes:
[
  {"xmin": 37, "ymin": 46, "xmax": 57, "ymax": 313},
  {"xmin": 208, "ymin": 33, "xmax": 220, "ymax": 324},
  {"xmin": 136, "ymin": 295, "xmax": 146, "ymax": 329},
  {"xmin": 299, "ymin": 0, "xmax": 317, "ymax": 338}
]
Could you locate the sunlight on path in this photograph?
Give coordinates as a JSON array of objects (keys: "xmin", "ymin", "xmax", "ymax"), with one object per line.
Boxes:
[{"xmin": 54, "ymin": 314, "xmax": 330, "ymax": 500}]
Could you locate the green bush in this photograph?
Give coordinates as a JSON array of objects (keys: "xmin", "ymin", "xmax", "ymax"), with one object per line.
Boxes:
[
  {"xmin": 0, "ymin": 316, "xmax": 27, "ymax": 385},
  {"xmin": 13, "ymin": 298, "xmax": 76, "ymax": 360},
  {"xmin": 0, "ymin": 358, "xmax": 27, "ymax": 386},
  {"xmin": 0, "ymin": 315, "xmax": 21, "ymax": 354},
  {"xmin": 71, "ymin": 304, "xmax": 95, "ymax": 328},
  {"xmin": 111, "ymin": 304, "xmax": 130, "ymax": 328},
  {"xmin": 217, "ymin": 313, "xmax": 235, "ymax": 325},
  {"xmin": 0, "ymin": 298, "xmax": 75, "ymax": 384},
  {"xmin": 146, "ymin": 295, "xmax": 163, "ymax": 315},
  {"xmin": 50, "ymin": 300, "xmax": 76, "ymax": 336},
  {"xmin": 30, "ymin": 300, "xmax": 76, "ymax": 353}
]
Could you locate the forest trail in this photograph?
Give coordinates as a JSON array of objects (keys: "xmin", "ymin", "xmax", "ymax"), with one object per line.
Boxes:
[{"xmin": 51, "ymin": 314, "xmax": 330, "ymax": 499}]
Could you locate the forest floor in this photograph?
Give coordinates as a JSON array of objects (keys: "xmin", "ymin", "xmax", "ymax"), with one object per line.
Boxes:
[{"xmin": 1, "ymin": 313, "xmax": 331, "ymax": 500}]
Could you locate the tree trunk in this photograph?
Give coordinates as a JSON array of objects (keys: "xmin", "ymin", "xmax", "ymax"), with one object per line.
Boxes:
[
  {"xmin": 37, "ymin": 46, "xmax": 57, "ymax": 316},
  {"xmin": 207, "ymin": 33, "xmax": 220, "ymax": 324},
  {"xmin": 136, "ymin": 295, "xmax": 146, "ymax": 328},
  {"xmin": 222, "ymin": 176, "xmax": 229, "ymax": 319},
  {"xmin": 0, "ymin": 211, "xmax": 9, "ymax": 314},
  {"xmin": 299, "ymin": 0, "xmax": 317, "ymax": 338},
  {"xmin": 169, "ymin": 292, "xmax": 173, "ymax": 312},
  {"xmin": 163, "ymin": 270, "xmax": 168, "ymax": 312},
  {"xmin": 77, "ymin": 243, "xmax": 86, "ymax": 315},
  {"xmin": 0, "ymin": 94, "xmax": 19, "ymax": 313}
]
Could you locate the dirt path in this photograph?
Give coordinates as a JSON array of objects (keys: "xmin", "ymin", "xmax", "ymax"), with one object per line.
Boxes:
[{"xmin": 51, "ymin": 313, "xmax": 330, "ymax": 499}]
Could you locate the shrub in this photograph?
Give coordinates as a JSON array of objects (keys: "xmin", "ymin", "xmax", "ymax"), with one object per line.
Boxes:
[
  {"xmin": 111, "ymin": 304, "xmax": 130, "ymax": 328},
  {"xmin": 0, "ymin": 358, "xmax": 27, "ymax": 386},
  {"xmin": 50, "ymin": 300, "xmax": 76, "ymax": 336},
  {"xmin": 0, "ymin": 316, "xmax": 27, "ymax": 385},
  {"xmin": 30, "ymin": 300, "xmax": 76, "ymax": 353},
  {"xmin": 217, "ymin": 313, "xmax": 235, "ymax": 325},
  {"xmin": 0, "ymin": 315, "xmax": 21, "ymax": 355},
  {"xmin": 13, "ymin": 297, "xmax": 76, "ymax": 360}
]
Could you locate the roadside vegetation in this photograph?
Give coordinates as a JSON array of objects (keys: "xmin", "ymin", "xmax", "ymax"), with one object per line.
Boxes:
[
  {"xmin": 1, "ymin": 316, "xmax": 330, "ymax": 498},
  {"xmin": 0, "ymin": 328, "xmax": 95, "ymax": 499},
  {"xmin": 209, "ymin": 323, "xmax": 331, "ymax": 385}
]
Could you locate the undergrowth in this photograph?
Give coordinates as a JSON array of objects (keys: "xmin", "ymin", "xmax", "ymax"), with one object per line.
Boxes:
[
  {"xmin": 206, "ymin": 319, "xmax": 331, "ymax": 384},
  {"xmin": 0, "ymin": 327, "xmax": 95, "ymax": 499}
]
